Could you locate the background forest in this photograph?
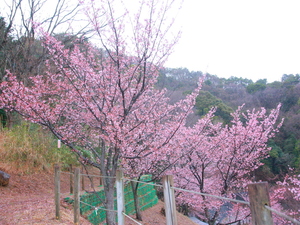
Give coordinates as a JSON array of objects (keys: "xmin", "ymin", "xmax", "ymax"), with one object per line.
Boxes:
[{"xmin": 158, "ymin": 68, "xmax": 300, "ymax": 178}]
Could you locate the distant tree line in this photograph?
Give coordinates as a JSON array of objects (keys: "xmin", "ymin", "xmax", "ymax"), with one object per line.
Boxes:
[{"xmin": 157, "ymin": 68, "xmax": 300, "ymax": 178}]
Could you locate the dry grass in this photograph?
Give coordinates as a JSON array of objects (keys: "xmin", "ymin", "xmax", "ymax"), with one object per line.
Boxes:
[{"xmin": 0, "ymin": 122, "xmax": 77, "ymax": 175}]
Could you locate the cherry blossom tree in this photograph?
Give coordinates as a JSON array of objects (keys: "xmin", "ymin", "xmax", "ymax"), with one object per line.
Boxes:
[
  {"xmin": 271, "ymin": 170, "xmax": 300, "ymax": 223},
  {"xmin": 122, "ymin": 103, "xmax": 212, "ymax": 220},
  {"xmin": 172, "ymin": 105, "xmax": 283, "ymax": 224},
  {"xmin": 1, "ymin": 1, "xmax": 289, "ymax": 224},
  {"xmin": 0, "ymin": 0, "xmax": 196, "ymax": 224}
]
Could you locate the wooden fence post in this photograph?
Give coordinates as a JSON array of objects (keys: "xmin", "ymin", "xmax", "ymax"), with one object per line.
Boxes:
[
  {"xmin": 81, "ymin": 165, "xmax": 85, "ymax": 191},
  {"xmin": 74, "ymin": 167, "xmax": 81, "ymax": 224},
  {"xmin": 54, "ymin": 164, "xmax": 61, "ymax": 220},
  {"xmin": 163, "ymin": 175, "xmax": 177, "ymax": 225},
  {"xmin": 116, "ymin": 170, "xmax": 125, "ymax": 225},
  {"xmin": 248, "ymin": 182, "xmax": 273, "ymax": 225},
  {"xmin": 70, "ymin": 164, "xmax": 73, "ymax": 194},
  {"xmin": 100, "ymin": 170, "xmax": 103, "ymax": 186}
]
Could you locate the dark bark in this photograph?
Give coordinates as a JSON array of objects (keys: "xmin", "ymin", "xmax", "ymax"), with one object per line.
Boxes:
[
  {"xmin": 104, "ymin": 179, "xmax": 117, "ymax": 225},
  {"xmin": 131, "ymin": 180, "xmax": 143, "ymax": 221}
]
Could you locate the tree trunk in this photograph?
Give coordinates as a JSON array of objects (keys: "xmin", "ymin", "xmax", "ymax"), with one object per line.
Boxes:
[
  {"xmin": 205, "ymin": 208, "xmax": 218, "ymax": 225},
  {"xmin": 131, "ymin": 180, "xmax": 143, "ymax": 221},
  {"xmin": 6, "ymin": 111, "xmax": 13, "ymax": 129},
  {"xmin": 104, "ymin": 182, "xmax": 117, "ymax": 225}
]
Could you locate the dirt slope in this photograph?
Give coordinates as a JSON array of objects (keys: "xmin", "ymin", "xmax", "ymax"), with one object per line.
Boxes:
[{"xmin": 0, "ymin": 171, "xmax": 197, "ymax": 225}]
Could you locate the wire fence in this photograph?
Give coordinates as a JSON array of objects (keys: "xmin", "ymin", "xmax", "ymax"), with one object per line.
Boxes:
[
  {"xmin": 123, "ymin": 177, "xmax": 163, "ymax": 188},
  {"xmin": 172, "ymin": 186, "xmax": 250, "ymax": 206},
  {"xmin": 54, "ymin": 164, "xmax": 300, "ymax": 225},
  {"xmin": 265, "ymin": 205, "xmax": 300, "ymax": 225},
  {"xmin": 123, "ymin": 212, "xmax": 143, "ymax": 225},
  {"xmin": 172, "ymin": 183, "xmax": 300, "ymax": 225},
  {"xmin": 56, "ymin": 166, "xmax": 160, "ymax": 224}
]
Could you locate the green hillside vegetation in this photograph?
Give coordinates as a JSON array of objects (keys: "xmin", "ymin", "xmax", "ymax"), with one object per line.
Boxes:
[
  {"xmin": 195, "ymin": 90, "xmax": 233, "ymax": 124},
  {"xmin": 157, "ymin": 69, "xmax": 300, "ymax": 177}
]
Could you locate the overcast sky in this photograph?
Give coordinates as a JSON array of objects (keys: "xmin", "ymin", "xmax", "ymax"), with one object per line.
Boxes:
[
  {"xmin": 165, "ymin": 0, "xmax": 300, "ymax": 83},
  {"xmin": 3, "ymin": 0, "xmax": 299, "ymax": 83}
]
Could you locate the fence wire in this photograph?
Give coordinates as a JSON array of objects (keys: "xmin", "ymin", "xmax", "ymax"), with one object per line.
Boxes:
[
  {"xmin": 69, "ymin": 198, "xmax": 118, "ymax": 214},
  {"xmin": 171, "ymin": 186, "xmax": 300, "ymax": 224},
  {"xmin": 61, "ymin": 170, "xmax": 116, "ymax": 179},
  {"xmin": 60, "ymin": 171, "xmax": 73, "ymax": 175},
  {"xmin": 265, "ymin": 205, "xmax": 300, "ymax": 225},
  {"xmin": 123, "ymin": 177, "xmax": 163, "ymax": 188},
  {"xmin": 80, "ymin": 173, "xmax": 116, "ymax": 179},
  {"xmin": 123, "ymin": 212, "xmax": 143, "ymax": 225},
  {"xmin": 58, "ymin": 167, "xmax": 300, "ymax": 225},
  {"xmin": 171, "ymin": 186, "xmax": 250, "ymax": 205}
]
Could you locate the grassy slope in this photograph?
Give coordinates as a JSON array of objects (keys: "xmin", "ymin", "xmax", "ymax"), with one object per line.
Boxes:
[{"xmin": 0, "ymin": 121, "xmax": 78, "ymax": 174}]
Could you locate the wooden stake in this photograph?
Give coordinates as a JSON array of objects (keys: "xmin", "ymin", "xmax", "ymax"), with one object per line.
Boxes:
[
  {"xmin": 69, "ymin": 164, "xmax": 73, "ymax": 194},
  {"xmin": 116, "ymin": 170, "xmax": 125, "ymax": 225},
  {"xmin": 54, "ymin": 164, "xmax": 61, "ymax": 220},
  {"xmin": 74, "ymin": 167, "xmax": 80, "ymax": 224},
  {"xmin": 163, "ymin": 175, "xmax": 177, "ymax": 225},
  {"xmin": 81, "ymin": 165, "xmax": 85, "ymax": 190},
  {"xmin": 248, "ymin": 182, "xmax": 273, "ymax": 225}
]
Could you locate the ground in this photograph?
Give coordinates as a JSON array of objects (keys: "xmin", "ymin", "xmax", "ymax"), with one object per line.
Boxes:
[{"xmin": 0, "ymin": 170, "xmax": 198, "ymax": 225}]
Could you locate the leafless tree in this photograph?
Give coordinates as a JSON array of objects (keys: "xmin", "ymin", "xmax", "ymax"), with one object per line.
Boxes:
[
  {"xmin": 1, "ymin": 0, "xmax": 91, "ymax": 127},
  {"xmin": 1, "ymin": 0, "xmax": 91, "ymax": 81}
]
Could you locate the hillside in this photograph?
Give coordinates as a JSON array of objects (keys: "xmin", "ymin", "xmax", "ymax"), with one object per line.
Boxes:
[
  {"xmin": 0, "ymin": 170, "xmax": 197, "ymax": 225},
  {"xmin": 0, "ymin": 124, "xmax": 198, "ymax": 225},
  {"xmin": 158, "ymin": 69, "xmax": 300, "ymax": 176}
]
